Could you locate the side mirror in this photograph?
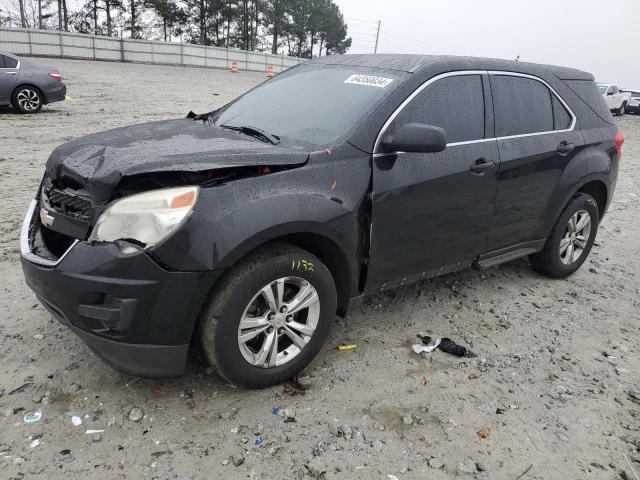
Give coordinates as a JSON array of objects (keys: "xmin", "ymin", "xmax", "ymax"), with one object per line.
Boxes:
[
  {"xmin": 607, "ymin": 90, "xmax": 615, "ymax": 96},
  {"xmin": 381, "ymin": 123, "xmax": 447, "ymax": 154}
]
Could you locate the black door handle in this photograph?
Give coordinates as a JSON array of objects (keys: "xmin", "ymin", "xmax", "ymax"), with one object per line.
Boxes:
[
  {"xmin": 470, "ymin": 158, "xmax": 495, "ymax": 174},
  {"xmin": 557, "ymin": 141, "xmax": 575, "ymax": 154}
]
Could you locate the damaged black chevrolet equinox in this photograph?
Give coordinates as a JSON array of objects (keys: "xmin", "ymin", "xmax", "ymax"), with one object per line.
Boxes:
[{"xmin": 21, "ymin": 55, "xmax": 623, "ymax": 387}]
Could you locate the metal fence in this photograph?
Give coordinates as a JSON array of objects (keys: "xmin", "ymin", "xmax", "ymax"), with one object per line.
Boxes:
[{"xmin": 0, "ymin": 27, "xmax": 304, "ymax": 73}]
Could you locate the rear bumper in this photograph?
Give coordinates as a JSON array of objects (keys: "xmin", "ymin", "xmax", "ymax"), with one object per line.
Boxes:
[
  {"xmin": 21, "ymin": 201, "xmax": 222, "ymax": 377},
  {"xmin": 45, "ymin": 82, "xmax": 66, "ymax": 104}
]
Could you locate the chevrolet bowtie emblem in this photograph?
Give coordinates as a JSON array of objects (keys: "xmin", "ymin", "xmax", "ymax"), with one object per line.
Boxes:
[{"xmin": 40, "ymin": 208, "xmax": 55, "ymax": 227}]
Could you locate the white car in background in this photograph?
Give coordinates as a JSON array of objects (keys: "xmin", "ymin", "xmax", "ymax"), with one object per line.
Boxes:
[
  {"xmin": 597, "ymin": 83, "xmax": 631, "ymax": 116},
  {"xmin": 620, "ymin": 89, "xmax": 640, "ymax": 115}
]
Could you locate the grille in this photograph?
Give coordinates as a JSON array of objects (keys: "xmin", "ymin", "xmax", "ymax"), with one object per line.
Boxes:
[{"xmin": 42, "ymin": 179, "xmax": 92, "ymax": 222}]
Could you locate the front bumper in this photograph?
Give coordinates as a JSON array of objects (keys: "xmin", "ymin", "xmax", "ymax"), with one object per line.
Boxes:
[{"xmin": 21, "ymin": 200, "xmax": 221, "ymax": 377}]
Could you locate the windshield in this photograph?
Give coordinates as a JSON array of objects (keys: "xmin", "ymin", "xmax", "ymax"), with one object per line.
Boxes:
[
  {"xmin": 213, "ymin": 66, "xmax": 404, "ymax": 148},
  {"xmin": 597, "ymin": 84, "xmax": 608, "ymax": 94}
]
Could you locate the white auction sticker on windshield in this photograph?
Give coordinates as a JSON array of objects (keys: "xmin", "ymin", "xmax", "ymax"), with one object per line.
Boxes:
[{"xmin": 344, "ymin": 74, "xmax": 393, "ymax": 88}]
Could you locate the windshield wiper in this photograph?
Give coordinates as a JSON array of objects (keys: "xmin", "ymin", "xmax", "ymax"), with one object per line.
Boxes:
[{"xmin": 219, "ymin": 124, "xmax": 280, "ymax": 145}]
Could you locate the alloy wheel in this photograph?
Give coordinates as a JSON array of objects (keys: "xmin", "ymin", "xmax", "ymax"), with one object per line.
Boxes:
[
  {"xmin": 16, "ymin": 88, "xmax": 40, "ymax": 112},
  {"xmin": 559, "ymin": 209, "xmax": 591, "ymax": 265},
  {"xmin": 237, "ymin": 276, "xmax": 320, "ymax": 368}
]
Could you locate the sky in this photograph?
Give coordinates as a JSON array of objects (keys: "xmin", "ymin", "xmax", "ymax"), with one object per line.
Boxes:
[{"xmin": 334, "ymin": 0, "xmax": 640, "ymax": 88}]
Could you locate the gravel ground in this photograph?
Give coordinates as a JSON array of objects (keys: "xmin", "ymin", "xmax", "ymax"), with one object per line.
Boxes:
[{"xmin": 1, "ymin": 58, "xmax": 639, "ymax": 480}]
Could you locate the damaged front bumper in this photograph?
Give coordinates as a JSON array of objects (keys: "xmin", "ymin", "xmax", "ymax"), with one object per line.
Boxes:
[{"xmin": 20, "ymin": 199, "xmax": 221, "ymax": 377}]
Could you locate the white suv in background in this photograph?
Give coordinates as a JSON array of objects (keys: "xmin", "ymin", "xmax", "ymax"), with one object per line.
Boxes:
[
  {"xmin": 621, "ymin": 89, "xmax": 640, "ymax": 115},
  {"xmin": 597, "ymin": 83, "xmax": 631, "ymax": 116}
]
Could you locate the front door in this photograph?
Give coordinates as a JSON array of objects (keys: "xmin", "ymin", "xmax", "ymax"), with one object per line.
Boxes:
[
  {"xmin": 366, "ymin": 72, "xmax": 500, "ymax": 291},
  {"xmin": 0, "ymin": 54, "xmax": 19, "ymax": 104}
]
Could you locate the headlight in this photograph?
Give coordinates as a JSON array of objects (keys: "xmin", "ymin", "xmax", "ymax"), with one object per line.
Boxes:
[{"xmin": 89, "ymin": 186, "xmax": 199, "ymax": 248}]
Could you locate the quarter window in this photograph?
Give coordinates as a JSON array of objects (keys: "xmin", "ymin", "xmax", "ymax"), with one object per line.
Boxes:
[
  {"xmin": 6, "ymin": 56, "xmax": 17, "ymax": 68},
  {"xmin": 1, "ymin": 55, "xmax": 17, "ymax": 68},
  {"xmin": 391, "ymin": 74, "xmax": 485, "ymax": 144},
  {"xmin": 492, "ymin": 75, "xmax": 554, "ymax": 137}
]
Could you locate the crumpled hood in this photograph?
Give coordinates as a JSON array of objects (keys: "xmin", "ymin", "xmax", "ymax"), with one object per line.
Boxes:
[{"xmin": 45, "ymin": 118, "xmax": 309, "ymax": 202}]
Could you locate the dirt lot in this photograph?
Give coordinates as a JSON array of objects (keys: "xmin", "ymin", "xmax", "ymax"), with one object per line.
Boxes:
[{"xmin": 1, "ymin": 58, "xmax": 639, "ymax": 480}]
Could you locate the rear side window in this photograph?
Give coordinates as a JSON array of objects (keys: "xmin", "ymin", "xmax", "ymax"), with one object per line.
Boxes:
[
  {"xmin": 1, "ymin": 55, "xmax": 18, "ymax": 68},
  {"xmin": 564, "ymin": 80, "xmax": 614, "ymax": 124},
  {"xmin": 552, "ymin": 95, "xmax": 572, "ymax": 130},
  {"xmin": 492, "ymin": 75, "xmax": 554, "ymax": 137},
  {"xmin": 392, "ymin": 74, "xmax": 485, "ymax": 144}
]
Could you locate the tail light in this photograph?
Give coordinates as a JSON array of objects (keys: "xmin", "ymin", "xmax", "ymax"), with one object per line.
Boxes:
[
  {"xmin": 615, "ymin": 131, "xmax": 625, "ymax": 160},
  {"xmin": 49, "ymin": 72, "xmax": 63, "ymax": 81}
]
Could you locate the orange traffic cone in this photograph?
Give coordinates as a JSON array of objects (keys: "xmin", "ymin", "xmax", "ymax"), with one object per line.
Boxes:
[
  {"xmin": 267, "ymin": 65, "xmax": 274, "ymax": 77},
  {"xmin": 230, "ymin": 60, "xmax": 238, "ymax": 73}
]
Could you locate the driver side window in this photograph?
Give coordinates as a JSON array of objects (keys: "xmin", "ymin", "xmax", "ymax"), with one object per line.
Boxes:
[{"xmin": 391, "ymin": 74, "xmax": 485, "ymax": 144}]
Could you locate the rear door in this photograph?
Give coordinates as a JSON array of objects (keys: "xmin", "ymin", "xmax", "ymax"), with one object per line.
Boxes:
[
  {"xmin": 367, "ymin": 72, "xmax": 500, "ymax": 291},
  {"xmin": 0, "ymin": 54, "xmax": 19, "ymax": 104},
  {"xmin": 487, "ymin": 73, "xmax": 584, "ymax": 251}
]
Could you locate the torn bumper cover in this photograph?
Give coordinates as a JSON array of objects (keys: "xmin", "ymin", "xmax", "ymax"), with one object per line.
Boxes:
[{"xmin": 20, "ymin": 200, "xmax": 221, "ymax": 377}]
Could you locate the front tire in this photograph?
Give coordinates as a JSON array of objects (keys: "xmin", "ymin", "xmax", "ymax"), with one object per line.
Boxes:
[
  {"xmin": 199, "ymin": 243, "xmax": 336, "ymax": 388},
  {"xmin": 529, "ymin": 193, "xmax": 599, "ymax": 278},
  {"xmin": 12, "ymin": 86, "xmax": 43, "ymax": 114}
]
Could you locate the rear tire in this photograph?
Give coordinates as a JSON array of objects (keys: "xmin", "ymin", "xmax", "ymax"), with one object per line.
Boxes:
[
  {"xmin": 12, "ymin": 86, "xmax": 43, "ymax": 114},
  {"xmin": 199, "ymin": 243, "xmax": 336, "ymax": 388},
  {"xmin": 529, "ymin": 193, "xmax": 599, "ymax": 278}
]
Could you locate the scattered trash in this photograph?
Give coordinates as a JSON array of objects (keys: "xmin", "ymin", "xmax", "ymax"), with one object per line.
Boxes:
[
  {"xmin": 153, "ymin": 388, "xmax": 169, "ymax": 397},
  {"xmin": 412, "ymin": 338, "xmax": 441, "ymax": 354},
  {"xmin": 9, "ymin": 383, "xmax": 33, "ymax": 396},
  {"xmin": 515, "ymin": 463, "xmax": 533, "ymax": 480},
  {"xmin": 496, "ymin": 407, "xmax": 505, "ymax": 415},
  {"xmin": 283, "ymin": 380, "xmax": 306, "ymax": 396},
  {"xmin": 254, "ymin": 437, "xmax": 264, "ymax": 446},
  {"xmin": 232, "ymin": 453, "xmax": 245, "ymax": 466},
  {"xmin": 29, "ymin": 438, "xmax": 41, "ymax": 448},
  {"xmin": 23, "ymin": 411, "xmax": 42, "ymax": 423},
  {"xmin": 388, "ymin": 475, "xmax": 399, "ymax": 480},
  {"xmin": 124, "ymin": 378, "xmax": 141, "ymax": 388},
  {"xmin": 71, "ymin": 416, "xmax": 82, "ymax": 426},
  {"xmin": 338, "ymin": 344, "xmax": 358, "ymax": 351},
  {"xmin": 477, "ymin": 427, "xmax": 490, "ymax": 439},
  {"xmin": 32, "ymin": 333, "xmax": 45, "ymax": 340},
  {"xmin": 85, "ymin": 429, "xmax": 105, "ymax": 435},
  {"xmin": 420, "ymin": 377, "xmax": 428, "ymax": 385},
  {"xmin": 414, "ymin": 335, "xmax": 477, "ymax": 358},
  {"xmin": 271, "ymin": 406, "xmax": 296, "ymax": 422}
]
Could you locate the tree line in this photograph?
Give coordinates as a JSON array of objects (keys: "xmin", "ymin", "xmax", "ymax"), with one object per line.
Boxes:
[{"xmin": 0, "ymin": 0, "xmax": 352, "ymax": 57}]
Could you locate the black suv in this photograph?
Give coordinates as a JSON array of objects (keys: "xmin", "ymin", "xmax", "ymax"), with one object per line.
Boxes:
[{"xmin": 21, "ymin": 55, "xmax": 623, "ymax": 387}]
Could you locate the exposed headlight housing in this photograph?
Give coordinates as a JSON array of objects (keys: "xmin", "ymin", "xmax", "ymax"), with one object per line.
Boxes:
[{"xmin": 89, "ymin": 186, "xmax": 199, "ymax": 248}]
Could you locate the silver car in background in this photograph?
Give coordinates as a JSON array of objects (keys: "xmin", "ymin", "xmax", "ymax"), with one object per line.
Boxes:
[{"xmin": 0, "ymin": 52, "xmax": 66, "ymax": 113}]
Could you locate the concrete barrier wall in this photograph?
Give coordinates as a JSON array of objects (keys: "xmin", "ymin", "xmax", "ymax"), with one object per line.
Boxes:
[{"xmin": 0, "ymin": 27, "xmax": 304, "ymax": 73}]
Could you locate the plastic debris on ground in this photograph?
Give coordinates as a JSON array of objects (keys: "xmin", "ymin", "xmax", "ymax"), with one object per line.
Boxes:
[
  {"xmin": 29, "ymin": 438, "xmax": 41, "ymax": 448},
  {"xmin": 71, "ymin": 416, "xmax": 82, "ymax": 426},
  {"xmin": 338, "ymin": 344, "xmax": 358, "ymax": 351},
  {"xmin": 413, "ymin": 334, "xmax": 477, "ymax": 358},
  {"xmin": 271, "ymin": 406, "xmax": 296, "ymax": 423},
  {"xmin": 23, "ymin": 411, "xmax": 42, "ymax": 423},
  {"xmin": 85, "ymin": 429, "xmax": 105, "ymax": 434},
  {"xmin": 254, "ymin": 437, "xmax": 264, "ymax": 446}
]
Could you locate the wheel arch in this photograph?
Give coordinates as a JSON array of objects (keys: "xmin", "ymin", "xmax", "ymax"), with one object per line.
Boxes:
[
  {"xmin": 576, "ymin": 180, "xmax": 608, "ymax": 219},
  {"xmin": 218, "ymin": 225, "xmax": 357, "ymax": 317}
]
